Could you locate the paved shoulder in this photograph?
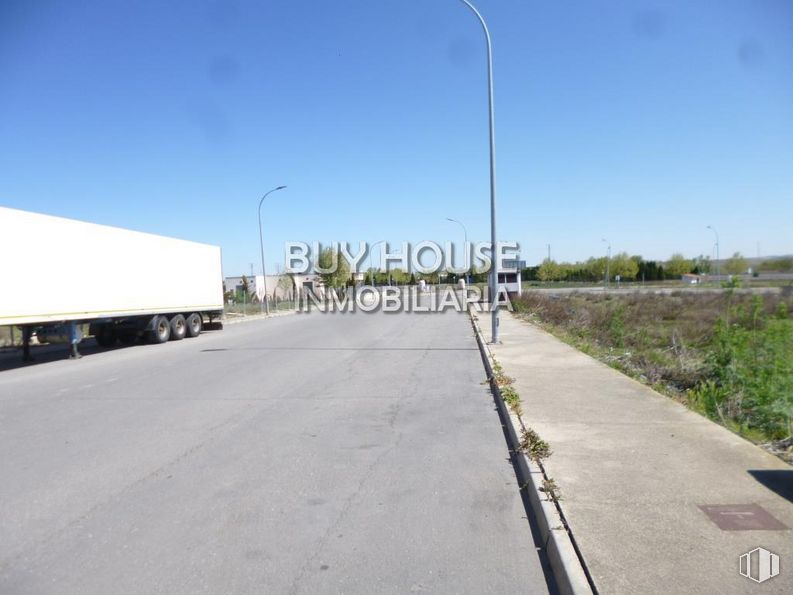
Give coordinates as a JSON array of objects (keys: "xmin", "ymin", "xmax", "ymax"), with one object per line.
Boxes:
[{"xmin": 491, "ymin": 312, "xmax": 793, "ymax": 594}]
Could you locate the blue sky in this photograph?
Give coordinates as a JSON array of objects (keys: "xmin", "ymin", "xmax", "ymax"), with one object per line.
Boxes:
[{"xmin": 1, "ymin": 0, "xmax": 791, "ymax": 274}]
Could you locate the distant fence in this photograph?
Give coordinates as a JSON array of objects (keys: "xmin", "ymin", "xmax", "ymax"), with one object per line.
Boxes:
[{"xmin": 224, "ymin": 296, "xmax": 296, "ymax": 317}]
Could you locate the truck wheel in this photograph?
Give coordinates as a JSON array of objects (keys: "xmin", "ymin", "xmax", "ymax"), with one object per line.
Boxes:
[
  {"xmin": 149, "ymin": 316, "xmax": 171, "ymax": 344},
  {"xmin": 186, "ymin": 313, "xmax": 202, "ymax": 337},
  {"xmin": 95, "ymin": 326, "xmax": 117, "ymax": 347},
  {"xmin": 169, "ymin": 314, "xmax": 186, "ymax": 341}
]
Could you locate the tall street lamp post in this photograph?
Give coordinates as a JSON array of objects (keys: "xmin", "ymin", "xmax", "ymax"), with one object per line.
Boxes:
[
  {"xmin": 457, "ymin": 0, "xmax": 500, "ymax": 343},
  {"xmin": 258, "ymin": 185, "xmax": 287, "ymax": 315},
  {"xmin": 602, "ymin": 238, "xmax": 611, "ymax": 288},
  {"xmin": 445, "ymin": 217, "xmax": 469, "ymax": 285},
  {"xmin": 707, "ymin": 225, "xmax": 720, "ymax": 282}
]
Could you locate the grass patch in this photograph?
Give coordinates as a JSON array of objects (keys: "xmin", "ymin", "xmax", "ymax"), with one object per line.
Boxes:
[
  {"xmin": 519, "ymin": 427, "xmax": 553, "ymax": 462},
  {"xmin": 500, "ymin": 386, "xmax": 522, "ymax": 416},
  {"xmin": 541, "ymin": 477, "xmax": 562, "ymax": 501}
]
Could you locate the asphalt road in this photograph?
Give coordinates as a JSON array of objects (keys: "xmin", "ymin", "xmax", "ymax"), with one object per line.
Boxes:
[{"xmin": 0, "ymin": 309, "xmax": 553, "ymax": 594}]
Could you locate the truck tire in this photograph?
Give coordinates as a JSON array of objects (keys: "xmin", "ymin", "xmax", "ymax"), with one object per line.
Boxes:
[
  {"xmin": 95, "ymin": 325, "xmax": 117, "ymax": 347},
  {"xmin": 149, "ymin": 315, "xmax": 171, "ymax": 344},
  {"xmin": 186, "ymin": 313, "xmax": 202, "ymax": 337},
  {"xmin": 169, "ymin": 314, "xmax": 186, "ymax": 341}
]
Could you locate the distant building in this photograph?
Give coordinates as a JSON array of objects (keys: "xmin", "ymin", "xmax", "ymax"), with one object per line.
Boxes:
[
  {"xmin": 224, "ymin": 275, "xmax": 266, "ymax": 303},
  {"xmin": 223, "ymin": 275, "xmax": 310, "ymax": 301},
  {"xmin": 681, "ymin": 273, "xmax": 702, "ymax": 285},
  {"xmin": 292, "ymin": 274, "xmax": 323, "ymax": 296},
  {"xmin": 502, "ymin": 259, "xmax": 526, "ymax": 271}
]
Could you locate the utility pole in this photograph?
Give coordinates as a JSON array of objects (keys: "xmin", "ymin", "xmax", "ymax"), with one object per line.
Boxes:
[
  {"xmin": 707, "ymin": 225, "xmax": 720, "ymax": 283},
  {"xmin": 257, "ymin": 185, "xmax": 287, "ymax": 314},
  {"xmin": 458, "ymin": 0, "xmax": 500, "ymax": 343}
]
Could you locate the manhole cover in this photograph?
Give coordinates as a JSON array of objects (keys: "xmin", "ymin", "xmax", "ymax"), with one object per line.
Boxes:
[{"xmin": 699, "ymin": 504, "xmax": 789, "ymax": 531}]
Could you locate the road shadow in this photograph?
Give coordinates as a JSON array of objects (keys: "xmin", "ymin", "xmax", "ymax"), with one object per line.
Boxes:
[
  {"xmin": 0, "ymin": 339, "xmax": 114, "ymax": 372},
  {"xmin": 1, "ymin": 325, "xmax": 226, "ymax": 373},
  {"xmin": 748, "ymin": 469, "xmax": 793, "ymax": 504}
]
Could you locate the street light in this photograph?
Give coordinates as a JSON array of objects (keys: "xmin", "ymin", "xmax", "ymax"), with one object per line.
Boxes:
[
  {"xmin": 258, "ymin": 185, "xmax": 287, "ymax": 315},
  {"xmin": 602, "ymin": 238, "xmax": 611, "ymax": 288},
  {"xmin": 707, "ymin": 225, "xmax": 720, "ymax": 282},
  {"xmin": 457, "ymin": 0, "xmax": 499, "ymax": 343},
  {"xmin": 445, "ymin": 217, "xmax": 469, "ymax": 284}
]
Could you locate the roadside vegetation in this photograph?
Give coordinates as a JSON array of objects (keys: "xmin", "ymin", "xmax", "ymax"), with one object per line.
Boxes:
[
  {"xmin": 517, "ymin": 252, "xmax": 792, "ymax": 285},
  {"xmin": 512, "ymin": 290, "xmax": 793, "ymax": 461},
  {"xmin": 488, "ymin": 355, "xmax": 559, "ymax": 501}
]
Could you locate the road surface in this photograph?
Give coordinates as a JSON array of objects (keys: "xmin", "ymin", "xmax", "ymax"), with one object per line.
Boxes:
[{"xmin": 0, "ymin": 309, "xmax": 553, "ymax": 594}]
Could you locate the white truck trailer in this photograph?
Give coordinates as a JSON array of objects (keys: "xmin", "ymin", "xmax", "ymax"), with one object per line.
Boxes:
[{"xmin": 0, "ymin": 206, "xmax": 224, "ymax": 359}]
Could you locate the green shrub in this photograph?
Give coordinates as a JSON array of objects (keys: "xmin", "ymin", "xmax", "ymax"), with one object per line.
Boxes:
[
  {"xmin": 608, "ymin": 304, "xmax": 626, "ymax": 348},
  {"xmin": 691, "ymin": 297, "xmax": 793, "ymax": 439},
  {"xmin": 513, "ymin": 291, "xmax": 793, "ymax": 443},
  {"xmin": 519, "ymin": 428, "xmax": 552, "ymax": 461}
]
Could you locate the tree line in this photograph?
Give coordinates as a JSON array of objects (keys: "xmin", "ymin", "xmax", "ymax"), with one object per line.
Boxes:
[
  {"xmin": 523, "ymin": 252, "xmax": 752, "ymax": 283},
  {"xmin": 228, "ymin": 247, "xmax": 787, "ymax": 295}
]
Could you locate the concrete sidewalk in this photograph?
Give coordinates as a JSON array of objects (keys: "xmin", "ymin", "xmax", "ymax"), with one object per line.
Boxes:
[{"xmin": 490, "ymin": 312, "xmax": 792, "ymax": 594}]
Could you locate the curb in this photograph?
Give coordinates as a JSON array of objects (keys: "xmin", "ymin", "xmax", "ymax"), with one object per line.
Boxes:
[
  {"xmin": 223, "ymin": 310, "xmax": 297, "ymax": 325},
  {"xmin": 468, "ymin": 310, "xmax": 595, "ymax": 595}
]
